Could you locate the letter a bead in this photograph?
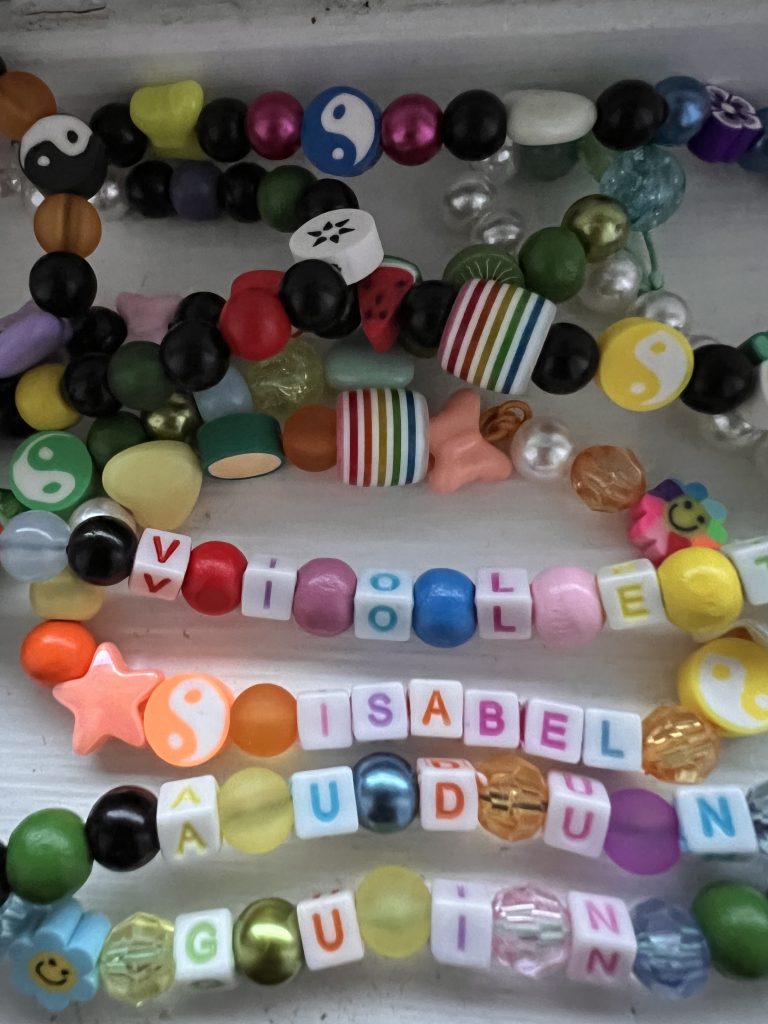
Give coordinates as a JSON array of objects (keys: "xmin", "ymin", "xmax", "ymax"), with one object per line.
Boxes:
[
  {"xmin": 129, "ymin": 528, "xmax": 191, "ymax": 601},
  {"xmin": 543, "ymin": 772, "xmax": 611, "ymax": 858},
  {"xmin": 430, "ymin": 879, "xmax": 493, "ymax": 968},
  {"xmin": 174, "ymin": 908, "xmax": 236, "ymax": 990},
  {"xmin": 417, "ymin": 758, "xmax": 478, "ymax": 831},
  {"xmin": 566, "ymin": 891, "xmax": 637, "ymax": 986},
  {"xmin": 157, "ymin": 775, "xmax": 221, "ymax": 863},
  {"xmin": 409, "ymin": 678, "xmax": 464, "ymax": 738},
  {"xmin": 296, "ymin": 890, "xmax": 365, "ymax": 970}
]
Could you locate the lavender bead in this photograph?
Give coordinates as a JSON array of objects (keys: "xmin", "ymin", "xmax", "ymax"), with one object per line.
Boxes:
[
  {"xmin": 0, "ymin": 301, "xmax": 71, "ymax": 377},
  {"xmin": 688, "ymin": 85, "xmax": 764, "ymax": 162},
  {"xmin": 169, "ymin": 161, "xmax": 222, "ymax": 220},
  {"xmin": 603, "ymin": 788, "xmax": 681, "ymax": 875},
  {"xmin": 293, "ymin": 557, "xmax": 356, "ymax": 636}
]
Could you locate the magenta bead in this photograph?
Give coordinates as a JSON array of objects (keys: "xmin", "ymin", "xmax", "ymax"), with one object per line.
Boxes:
[
  {"xmin": 381, "ymin": 93, "xmax": 442, "ymax": 166},
  {"xmin": 531, "ymin": 566, "xmax": 604, "ymax": 651},
  {"xmin": 292, "ymin": 557, "xmax": 356, "ymax": 637},
  {"xmin": 603, "ymin": 788, "xmax": 681, "ymax": 876},
  {"xmin": 246, "ymin": 91, "xmax": 303, "ymax": 160}
]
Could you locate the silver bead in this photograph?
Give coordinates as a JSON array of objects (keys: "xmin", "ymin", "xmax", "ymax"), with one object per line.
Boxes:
[
  {"xmin": 89, "ymin": 172, "xmax": 129, "ymax": 221},
  {"xmin": 509, "ymin": 417, "xmax": 573, "ymax": 481},
  {"xmin": 699, "ymin": 410, "xmax": 764, "ymax": 451},
  {"xmin": 469, "ymin": 206, "xmax": 526, "ymax": 248},
  {"xmin": 469, "ymin": 141, "xmax": 518, "ymax": 185},
  {"xmin": 441, "ymin": 173, "xmax": 496, "ymax": 233},
  {"xmin": 579, "ymin": 251, "xmax": 641, "ymax": 315},
  {"xmin": 68, "ymin": 498, "xmax": 138, "ymax": 534},
  {"xmin": 632, "ymin": 289, "xmax": 691, "ymax": 333}
]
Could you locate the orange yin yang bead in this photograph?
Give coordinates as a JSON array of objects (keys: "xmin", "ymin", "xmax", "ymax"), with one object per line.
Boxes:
[
  {"xmin": 0, "ymin": 71, "xmax": 57, "ymax": 140},
  {"xmin": 34, "ymin": 194, "xmax": 102, "ymax": 257},
  {"xmin": 476, "ymin": 753, "xmax": 548, "ymax": 841}
]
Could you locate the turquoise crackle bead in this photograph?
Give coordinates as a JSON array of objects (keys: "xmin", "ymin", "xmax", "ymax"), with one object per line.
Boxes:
[{"xmin": 600, "ymin": 145, "xmax": 685, "ymax": 231}]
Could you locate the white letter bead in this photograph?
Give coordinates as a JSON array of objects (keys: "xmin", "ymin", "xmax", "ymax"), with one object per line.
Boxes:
[
  {"xmin": 463, "ymin": 688, "xmax": 520, "ymax": 748},
  {"xmin": 723, "ymin": 537, "xmax": 768, "ymax": 605},
  {"xmin": 157, "ymin": 775, "xmax": 221, "ymax": 863},
  {"xmin": 353, "ymin": 569, "xmax": 413, "ymax": 641},
  {"xmin": 350, "ymin": 681, "xmax": 409, "ymax": 742},
  {"xmin": 676, "ymin": 785, "xmax": 758, "ymax": 856},
  {"xmin": 409, "ymin": 678, "xmax": 464, "ymax": 738},
  {"xmin": 522, "ymin": 698, "xmax": 584, "ymax": 764},
  {"xmin": 174, "ymin": 909, "xmax": 237, "ymax": 990},
  {"xmin": 289, "ymin": 208, "xmax": 383, "ymax": 285},
  {"xmin": 543, "ymin": 772, "xmax": 610, "ymax": 858},
  {"xmin": 290, "ymin": 766, "xmax": 359, "ymax": 839},
  {"xmin": 297, "ymin": 690, "xmax": 352, "ymax": 750},
  {"xmin": 582, "ymin": 708, "xmax": 643, "ymax": 772},
  {"xmin": 129, "ymin": 529, "xmax": 191, "ymax": 600},
  {"xmin": 417, "ymin": 758, "xmax": 478, "ymax": 832},
  {"xmin": 241, "ymin": 555, "xmax": 298, "ymax": 620},
  {"xmin": 596, "ymin": 559, "xmax": 666, "ymax": 631},
  {"xmin": 431, "ymin": 879, "xmax": 493, "ymax": 968},
  {"xmin": 566, "ymin": 891, "xmax": 637, "ymax": 987},
  {"xmin": 296, "ymin": 890, "xmax": 365, "ymax": 971},
  {"xmin": 475, "ymin": 568, "xmax": 532, "ymax": 639}
]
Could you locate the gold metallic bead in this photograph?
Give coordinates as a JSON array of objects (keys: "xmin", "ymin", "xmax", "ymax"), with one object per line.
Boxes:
[
  {"xmin": 562, "ymin": 194, "xmax": 630, "ymax": 263},
  {"xmin": 141, "ymin": 391, "xmax": 201, "ymax": 443},
  {"xmin": 233, "ymin": 898, "xmax": 303, "ymax": 985},
  {"xmin": 642, "ymin": 703, "xmax": 721, "ymax": 783},
  {"xmin": 476, "ymin": 753, "xmax": 548, "ymax": 841},
  {"xmin": 98, "ymin": 912, "xmax": 175, "ymax": 1007}
]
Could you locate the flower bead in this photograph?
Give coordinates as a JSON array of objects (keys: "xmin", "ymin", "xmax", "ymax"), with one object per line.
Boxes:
[
  {"xmin": 628, "ymin": 478, "xmax": 728, "ymax": 566},
  {"xmin": 688, "ymin": 85, "xmax": 764, "ymax": 162}
]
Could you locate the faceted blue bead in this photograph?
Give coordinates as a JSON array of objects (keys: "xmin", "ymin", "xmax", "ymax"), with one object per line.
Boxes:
[
  {"xmin": 654, "ymin": 76, "xmax": 711, "ymax": 146},
  {"xmin": 631, "ymin": 897, "xmax": 710, "ymax": 999},
  {"xmin": 600, "ymin": 145, "xmax": 685, "ymax": 231},
  {"xmin": 739, "ymin": 108, "xmax": 768, "ymax": 172}
]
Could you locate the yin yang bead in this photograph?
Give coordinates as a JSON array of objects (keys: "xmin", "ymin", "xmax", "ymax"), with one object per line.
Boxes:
[{"xmin": 20, "ymin": 114, "xmax": 108, "ymax": 198}]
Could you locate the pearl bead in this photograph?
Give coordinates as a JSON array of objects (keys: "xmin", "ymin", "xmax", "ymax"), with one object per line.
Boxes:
[
  {"xmin": 578, "ymin": 251, "xmax": 641, "ymax": 314},
  {"xmin": 68, "ymin": 497, "xmax": 138, "ymax": 534},
  {"xmin": 469, "ymin": 206, "xmax": 526, "ymax": 248},
  {"xmin": 352, "ymin": 752, "xmax": 418, "ymax": 833},
  {"xmin": 246, "ymin": 92, "xmax": 303, "ymax": 160},
  {"xmin": 469, "ymin": 141, "xmax": 518, "ymax": 184},
  {"xmin": 440, "ymin": 173, "xmax": 496, "ymax": 233},
  {"xmin": 632, "ymin": 289, "xmax": 691, "ymax": 332},
  {"xmin": 699, "ymin": 410, "xmax": 764, "ymax": 451},
  {"xmin": 89, "ymin": 172, "xmax": 129, "ymax": 221},
  {"xmin": 380, "ymin": 93, "xmax": 442, "ymax": 166},
  {"xmin": 510, "ymin": 417, "xmax": 573, "ymax": 481}
]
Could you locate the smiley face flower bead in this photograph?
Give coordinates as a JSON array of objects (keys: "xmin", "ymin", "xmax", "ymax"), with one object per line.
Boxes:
[{"xmin": 629, "ymin": 478, "xmax": 728, "ymax": 565}]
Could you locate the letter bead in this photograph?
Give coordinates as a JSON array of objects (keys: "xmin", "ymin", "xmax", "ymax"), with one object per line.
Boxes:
[
  {"xmin": 523, "ymin": 697, "xmax": 584, "ymax": 764},
  {"xmin": 409, "ymin": 678, "xmax": 464, "ymax": 738},
  {"xmin": 241, "ymin": 555, "xmax": 298, "ymax": 620},
  {"xmin": 290, "ymin": 766, "xmax": 359, "ymax": 839},
  {"xmin": 543, "ymin": 772, "xmax": 611, "ymax": 859},
  {"xmin": 417, "ymin": 758, "xmax": 478, "ymax": 832},
  {"xmin": 463, "ymin": 688, "xmax": 521, "ymax": 748},
  {"xmin": 475, "ymin": 567, "xmax": 532, "ymax": 640},
  {"xmin": 723, "ymin": 536, "xmax": 768, "ymax": 605},
  {"xmin": 675, "ymin": 785, "xmax": 758, "ymax": 856},
  {"xmin": 296, "ymin": 890, "xmax": 365, "ymax": 971},
  {"xmin": 128, "ymin": 528, "xmax": 191, "ymax": 601},
  {"xmin": 582, "ymin": 708, "xmax": 643, "ymax": 772},
  {"xmin": 430, "ymin": 879, "xmax": 493, "ymax": 969},
  {"xmin": 297, "ymin": 690, "xmax": 353, "ymax": 750},
  {"xmin": 174, "ymin": 908, "xmax": 237, "ymax": 990},
  {"xmin": 353, "ymin": 569, "xmax": 413, "ymax": 641},
  {"xmin": 596, "ymin": 559, "xmax": 667, "ymax": 631},
  {"xmin": 157, "ymin": 775, "xmax": 221, "ymax": 864},
  {"xmin": 350, "ymin": 681, "xmax": 409, "ymax": 742},
  {"xmin": 567, "ymin": 891, "xmax": 637, "ymax": 986}
]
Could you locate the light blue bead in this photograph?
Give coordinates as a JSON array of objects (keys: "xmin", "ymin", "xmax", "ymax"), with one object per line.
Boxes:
[
  {"xmin": 654, "ymin": 76, "xmax": 711, "ymax": 146},
  {"xmin": 194, "ymin": 365, "xmax": 254, "ymax": 422},
  {"xmin": 600, "ymin": 145, "xmax": 685, "ymax": 231},
  {"xmin": 412, "ymin": 567, "xmax": 476, "ymax": 648},
  {"xmin": 353, "ymin": 752, "xmax": 418, "ymax": 833},
  {"xmin": 739, "ymin": 108, "xmax": 768, "ymax": 171},
  {"xmin": 0, "ymin": 896, "xmax": 48, "ymax": 959},
  {"xmin": 301, "ymin": 86, "xmax": 381, "ymax": 177},
  {"xmin": 631, "ymin": 898, "xmax": 710, "ymax": 999},
  {"xmin": 0, "ymin": 509, "xmax": 70, "ymax": 581}
]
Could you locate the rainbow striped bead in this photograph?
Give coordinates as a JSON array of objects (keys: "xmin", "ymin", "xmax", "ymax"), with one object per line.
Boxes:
[
  {"xmin": 337, "ymin": 388, "xmax": 429, "ymax": 487},
  {"xmin": 438, "ymin": 279, "xmax": 556, "ymax": 394}
]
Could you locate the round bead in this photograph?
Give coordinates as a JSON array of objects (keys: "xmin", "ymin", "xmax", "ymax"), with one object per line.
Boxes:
[
  {"xmin": 470, "ymin": 206, "xmax": 526, "ymax": 248},
  {"xmin": 61, "ymin": 354, "xmax": 120, "ymax": 418},
  {"xmin": 355, "ymin": 865, "xmax": 431, "ymax": 959},
  {"xmin": 353, "ymin": 752, "xmax": 419, "ymax": 833},
  {"xmin": 195, "ymin": 98, "xmax": 249, "ymax": 162},
  {"xmin": 301, "ymin": 86, "xmax": 381, "ymax": 176},
  {"xmin": 0, "ymin": 71, "xmax": 57, "ymax": 140},
  {"xmin": 219, "ymin": 288, "xmax": 292, "ymax": 361},
  {"xmin": 0, "ymin": 510, "xmax": 70, "ymax": 582},
  {"xmin": 440, "ymin": 173, "xmax": 496, "ymax": 233},
  {"xmin": 125, "ymin": 160, "xmax": 174, "ymax": 217},
  {"xmin": 19, "ymin": 114, "xmax": 107, "ymax": 198},
  {"xmin": 596, "ymin": 317, "xmax": 694, "ymax": 412},
  {"xmin": 69, "ymin": 496, "xmax": 137, "ymax": 534},
  {"xmin": 531, "ymin": 566, "xmax": 604, "ymax": 650},
  {"xmin": 632, "ymin": 289, "xmax": 691, "ymax": 333},
  {"xmin": 90, "ymin": 102, "xmax": 148, "ymax": 167},
  {"xmin": 412, "ymin": 568, "xmax": 476, "ymax": 648},
  {"xmin": 15, "ymin": 364, "xmax": 80, "ymax": 430},
  {"xmin": 278, "ymin": 260, "xmax": 348, "ymax": 335},
  {"xmin": 469, "ymin": 144, "xmax": 519, "ymax": 185},
  {"xmin": 66, "ymin": 515, "xmax": 138, "ymax": 586},
  {"xmin": 10, "ymin": 430, "xmax": 93, "ymax": 514},
  {"xmin": 171, "ymin": 291, "xmax": 225, "ymax": 329},
  {"xmin": 181, "ymin": 541, "xmax": 247, "ymax": 616},
  {"xmin": 257, "ymin": 165, "xmax": 316, "ymax": 232},
  {"xmin": 293, "ymin": 557, "xmax": 356, "ymax": 637},
  {"xmin": 87, "ymin": 412, "xmax": 147, "ymax": 469},
  {"xmin": 141, "ymin": 393, "xmax": 202, "ymax": 444},
  {"xmin": 143, "ymin": 672, "xmax": 232, "ymax": 767},
  {"xmin": 246, "ymin": 91, "xmax": 303, "ymax": 160},
  {"xmin": 654, "ymin": 76, "xmax": 711, "ymax": 146},
  {"xmin": 476, "ymin": 753, "xmax": 545, "ymax": 841},
  {"xmin": 34, "ymin": 193, "xmax": 102, "ymax": 257},
  {"xmin": 218, "ymin": 767, "xmax": 293, "ymax": 854},
  {"xmin": 699, "ymin": 409, "xmax": 764, "ymax": 451},
  {"xmin": 642, "ymin": 704, "xmax": 720, "ymax": 783},
  {"xmin": 294, "ymin": 177, "xmax": 359, "ymax": 223},
  {"xmin": 510, "ymin": 417, "xmax": 574, "ymax": 482},
  {"xmin": 579, "ymin": 250, "xmax": 642, "ymax": 314},
  {"xmin": 85, "ymin": 786, "xmax": 159, "ymax": 872},
  {"xmin": 6, "ymin": 808, "xmax": 92, "ymax": 903},
  {"xmin": 747, "ymin": 780, "xmax": 768, "ymax": 853},
  {"xmin": 492, "ymin": 885, "xmax": 571, "ymax": 978},
  {"xmin": 442, "ymin": 89, "xmax": 506, "ymax": 161},
  {"xmin": 561, "ymin": 194, "xmax": 630, "ymax": 263},
  {"xmin": 0, "ymin": 382, "xmax": 33, "ymax": 440},
  {"xmin": 397, "ymin": 280, "xmax": 458, "ymax": 357},
  {"xmin": 169, "ymin": 160, "xmax": 221, "ymax": 220},
  {"xmin": 90, "ymin": 170, "xmax": 129, "ymax": 220},
  {"xmin": 160, "ymin": 322, "xmax": 229, "ymax": 391},
  {"xmin": 658, "ymin": 548, "xmax": 743, "ymax": 640},
  {"xmin": 381, "ymin": 93, "xmax": 442, "ymax": 165},
  {"xmin": 107, "ymin": 342, "xmax": 174, "ymax": 411},
  {"xmin": 692, "ymin": 883, "xmax": 768, "ymax": 978},
  {"xmin": 99, "ymin": 912, "xmax": 175, "ymax": 1006},
  {"xmin": 519, "ymin": 226, "xmax": 586, "ymax": 302},
  {"xmin": 569, "ymin": 445, "xmax": 646, "ymax": 512},
  {"xmin": 680, "ymin": 343, "xmax": 756, "ymax": 414},
  {"xmin": 282, "ymin": 405, "xmax": 337, "ymax": 472},
  {"xmin": 532, "ymin": 323, "xmax": 598, "ymax": 395},
  {"xmin": 243, "ymin": 339, "xmax": 325, "ymax": 417},
  {"xmin": 603, "ymin": 788, "xmax": 680, "ymax": 875},
  {"xmin": 677, "ymin": 637, "xmax": 768, "ymax": 737},
  {"xmin": 218, "ymin": 162, "xmax": 265, "ymax": 222},
  {"xmin": 518, "ymin": 140, "xmax": 578, "ymax": 181},
  {"xmin": 67, "ymin": 306, "xmax": 127, "ymax": 358},
  {"xmin": 442, "ymin": 244, "xmax": 524, "ymax": 287},
  {"xmin": 600, "ymin": 145, "xmax": 685, "ymax": 231},
  {"xmin": 233, "ymin": 899, "xmax": 303, "ymax": 985},
  {"xmin": 313, "ymin": 285, "xmax": 361, "ymax": 339},
  {"xmin": 20, "ymin": 620, "xmax": 96, "ymax": 686},
  {"xmin": 594, "ymin": 79, "xmax": 668, "ymax": 150},
  {"xmin": 29, "ymin": 567, "xmax": 104, "ymax": 621},
  {"xmin": 229, "ymin": 684, "xmax": 297, "ymax": 757},
  {"xmin": 631, "ymin": 898, "xmax": 710, "ymax": 999},
  {"xmin": 29, "ymin": 252, "xmax": 96, "ymax": 318},
  {"xmin": 198, "ymin": 412, "xmax": 283, "ymax": 480}
]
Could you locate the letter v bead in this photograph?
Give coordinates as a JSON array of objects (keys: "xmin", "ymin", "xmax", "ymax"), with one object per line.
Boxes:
[{"xmin": 130, "ymin": 530, "xmax": 192, "ymax": 601}]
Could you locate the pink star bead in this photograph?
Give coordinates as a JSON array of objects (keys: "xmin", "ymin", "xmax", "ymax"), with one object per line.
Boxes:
[
  {"xmin": 427, "ymin": 389, "xmax": 512, "ymax": 494},
  {"xmin": 116, "ymin": 292, "xmax": 182, "ymax": 343}
]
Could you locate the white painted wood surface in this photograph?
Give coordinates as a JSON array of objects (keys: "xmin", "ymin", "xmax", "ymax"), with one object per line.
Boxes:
[{"xmin": 3, "ymin": 4, "xmax": 768, "ymax": 1020}]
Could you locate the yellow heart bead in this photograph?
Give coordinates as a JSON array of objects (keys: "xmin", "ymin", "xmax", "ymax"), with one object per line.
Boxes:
[
  {"xmin": 130, "ymin": 80, "xmax": 204, "ymax": 151},
  {"xmin": 678, "ymin": 637, "xmax": 768, "ymax": 736},
  {"xmin": 658, "ymin": 548, "xmax": 743, "ymax": 641},
  {"xmin": 30, "ymin": 568, "xmax": 105, "ymax": 621},
  {"xmin": 16, "ymin": 364, "xmax": 80, "ymax": 431},
  {"xmin": 596, "ymin": 316, "xmax": 693, "ymax": 412}
]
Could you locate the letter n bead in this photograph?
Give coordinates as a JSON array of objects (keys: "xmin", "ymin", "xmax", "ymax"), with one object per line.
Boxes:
[
  {"xmin": 157, "ymin": 775, "xmax": 221, "ymax": 863},
  {"xmin": 129, "ymin": 529, "xmax": 191, "ymax": 600},
  {"xmin": 675, "ymin": 785, "xmax": 758, "ymax": 855},
  {"xmin": 475, "ymin": 568, "xmax": 532, "ymax": 639},
  {"xmin": 543, "ymin": 772, "xmax": 611, "ymax": 858},
  {"xmin": 417, "ymin": 758, "xmax": 479, "ymax": 831},
  {"xmin": 296, "ymin": 890, "xmax": 365, "ymax": 970},
  {"xmin": 566, "ymin": 891, "xmax": 637, "ymax": 987},
  {"xmin": 354, "ymin": 569, "xmax": 413, "ymax": 641},
  {"xmin": 430, "ymin": 879, "xmax": 493, "ymax": 968},
  {"xmin": 174, "ymin": 909, "xmax": 236, "ymax": 990},
  {"xmin": 290, "ymin": 766, "xmax": 359, "ymax": 839}
]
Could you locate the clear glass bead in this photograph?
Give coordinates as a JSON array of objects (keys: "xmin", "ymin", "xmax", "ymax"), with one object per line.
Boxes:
[
  {"xmin": 492, "ymin": 885, "xmax": 571, "ymax": 978},
  {"xmin": 469, "ymin": 141, "xmax": 519, "ymax": 185},
  {"xmin": 600, "ymin": 145, "xmax": 685, "ymax": 231},
  {"xmin": 699, "ymin": 410, "xmax": 764, "ymax": 451},
  {"xmin": 441, "ymin": 173, "xmax": 496, "ymax": 233},
  {"xmin": 469, "ymin": 206, "xmax": 526, "ymax": 248},
  {"xmin": 631, "ymin": 898, "xmax": 710, "ymax": 999}
]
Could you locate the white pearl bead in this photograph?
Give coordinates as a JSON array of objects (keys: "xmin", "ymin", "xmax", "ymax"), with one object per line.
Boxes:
[
  {"xmin": 699, "ymin": 410, "xmax": 764, "ymax": 451},
  {"xmin": 469, "ymin": 142, "xmax": 518, "ymax": 185},
  {"xmin": 579, "ymin": 252, "xmax": 641, "ymax": 315},
  {"xmin": 89, "ymin": 172, "xmax": 129, "ymax": 221},
  {"xmin": 510, "ymin": 417, "xmax": 574, "ymax": 481},
  {"xmin": 441, "ymin": 173, "xmax": 496, "ymax": 233},
  {"xmin": 69, "ymin": 498, "xmax": 138, "ymax": 534},
  {"xmin": 632, "ymin": 289, "xmax": 691, "ymax": 333},
  {"xmin": 469, "ymin": 206, "xmax": 526, "ymax": 248}
]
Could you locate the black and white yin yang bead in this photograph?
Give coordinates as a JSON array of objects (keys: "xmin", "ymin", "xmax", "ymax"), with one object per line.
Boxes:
[{"xmin": 19, "ymin": 115, "xmax": 108, "ymax": 198}]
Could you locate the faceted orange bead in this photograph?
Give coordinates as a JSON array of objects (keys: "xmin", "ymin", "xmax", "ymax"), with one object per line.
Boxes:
[
  {"xmin": 229, "ymin": 683, "xmax": 298, "ymax": 757},
  {"xmin": 34, "ymin": 194, "xmax": 102, "ymax": 257},
  {"xmin": 642, "ymin": 703, "xmax": 721, "ymax": 784},
  {"xmin": 0, "ymin": 71, "xmax": 57, "ymax": 140},
  {"xmin": 570, "ymin": 444, "xmax": 646, "ymax": 512},
  {"xmin": 476, "ymin": 753, "xmax": 548, "ymax": 841}
]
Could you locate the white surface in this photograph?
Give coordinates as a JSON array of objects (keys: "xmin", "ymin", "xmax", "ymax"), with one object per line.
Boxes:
[{"xmin": 3, "ymin": 3, "xmax": 768, "ymax": 1022}]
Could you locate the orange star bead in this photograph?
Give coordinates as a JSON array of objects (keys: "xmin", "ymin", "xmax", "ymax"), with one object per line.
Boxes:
[
  {"xmin": 52, "ymin": 642, "xmax": 164, "ymax": 755},
  {"xmin": 428, "ymin": 389, "xmax": 512, "ymax": 494}
]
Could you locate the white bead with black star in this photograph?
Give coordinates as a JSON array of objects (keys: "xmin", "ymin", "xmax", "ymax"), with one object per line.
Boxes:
[
  {"xmin": 19, "ymin": 114, "xmax": 108, "ymax": 198},
  {"xmin": 289, "ymin": 208, "xmax": 384, "ymax": 284}
]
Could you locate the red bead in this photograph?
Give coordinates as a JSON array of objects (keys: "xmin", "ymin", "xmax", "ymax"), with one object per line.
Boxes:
[
  {"xmin": 246, "ymin": 92, "xmax": 303, "ymax": 160},
  {"xmin": 219, "ymin": 288, "xmax": 292, "ymax": 361},
  {"xmin": 230, "ymin": 269, "xmax": 284, "ymax": 298},
  {"xmin": 381, "ymin": 94, "xmax": 443, "ymax": 166},
  {"xmin": 181, "ymin": 541, "xmax": 247, "ymax": 615}
]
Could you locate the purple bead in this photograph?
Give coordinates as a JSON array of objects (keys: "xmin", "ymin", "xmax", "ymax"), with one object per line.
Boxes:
[
  {"xmin": 603, "ymin": 788, "xmax": 681, "ymax": 875},
  {"xmin": 246, "ymin": 92, "xmax": 303, "ymax": 160},
  {"xmin": 688, "ymin": 85, "xmax": 764, "ymax": 162},
  {"xmin": 293, "ymin": 557, "xmax": 356, "ymax": 636},
  {"xmin": 0, "ymin": 301, "xmax": 71, "ymax": 377},
  {"xmin": 381, "ymin": 93, "xmax": 443, "ymax": 166},
  {"xmin": 169, "ymin": 161, "xmax": 222, "ymax": 220}
]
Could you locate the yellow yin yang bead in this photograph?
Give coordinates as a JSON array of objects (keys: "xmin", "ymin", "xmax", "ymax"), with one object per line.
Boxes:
[
  {"xmin": 658, "ymin": 548, "xmax": 743, "ymax": 641},
  {"xmin": 678, "ymin": 637, "xmax": 768, "ymax": 736},
  {"xmin": 596, "ymin": 316, "xmax": 693, "ymax": 412}
]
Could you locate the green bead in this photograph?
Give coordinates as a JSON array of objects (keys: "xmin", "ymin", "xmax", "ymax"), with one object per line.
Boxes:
[
  {"xmin": 197, "ymin": 412, "xmax": 284, "ymax": 479},
  {"xmin": 692, "ymin": 882, "xmax": 768, "ymax": 978},
  {"xmin": 518, "ymin": 140, "xmax": 578, "ymax": 181},
  {"xmin": 99, "ymin": 912, "xmax": 175, "ymax": 1006},
  {"xmin": 233, "ymin": 898, "xmax": 303, "ymax": 985},
  {"xmin": 740, "ymin": 332, "xmax": 768, "ymax": 366},
  {"xmin": 325, "ymin": 337, "xmax": 414, "ymax": 390},
  {"xmin": 6, "ymin": 808, "xmax": 92, "ymax": 904},
  {"xmin": 257, "ymin": 166, "xmax": 316, "ymax": 232},
  {"xmin": 141, "ymin": 391, "xmax": 201, "ymax": 443},
  {"xmin": 107, "ymin": 341, "xmax": 174, "ymax": 412},
  {"xmin": 561, "ymin": 195, "xmax": 630, "ymax": 264},
  {"xmin": 0, "ymin": 487, "xmax": 27, "ymax": 525},
  {"xmin": 442, "ymin": 244, "xmax": 524, "ymax": 286},
  {"xmin": 10, "ymin": 432, "xmax": 94, "ymax": 514},
  {"xmin": 578, "ymin": 132, "xmax": 617, "ymax": 181},
  {"xmin": 242, "ymin": 338, "xmax": 325, "ymax": 416},
  {"xmin": 87, "ymin": 412, "xmax": 148, "ymax": 470},
  {"xmin": 519, "ymin": 226, "xmax": 587, "ymax": 302}
]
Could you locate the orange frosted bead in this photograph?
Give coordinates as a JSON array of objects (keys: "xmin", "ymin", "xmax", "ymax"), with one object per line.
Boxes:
[
  {"xmin": 34, "ymin": 193, "xmax": 102, "ymax": 257},
  {"xmin": 229, "ymin": 683, "xmax": 298, "ymax": 757},
  {"xmin": 20, "ymin": 620, "xmax": 97, "ymax": 687},
  {"xmin": 570, "ymin": 444, "xmax": 646, "ymax": 512},
  {"xmin": 642, "ymin": 703, "xmax": 721, "ymax": 784},
  {"xmin": 0, "ymin": 71, "xmax": 56, "ymax": 140},
  {"xmin": 476, "ymin": 753, "xmax": 548, "ymax": 841},
  {"xmin": 282, "ymin": 405, "xmax": 337, "ymax": 472}
]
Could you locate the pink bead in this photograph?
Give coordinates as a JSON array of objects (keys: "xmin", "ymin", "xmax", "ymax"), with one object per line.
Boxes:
[
  {"xmin": 381, "ymin": 93, "xmax": 442, "ymax": 166},
  {"xmin": 292, "ymin": 557, "xmax": 356, "ymax": 637},
  {"xmin": 531, "ymin": 567, "xmax": 604, "ymax": 650},
  {"xmin": 492, "ymin": 884, "xmax": 571, "ymax": 978},
  {"xmin": 246, "ymin": 91, "xmax": 303, "ymax": 160}
]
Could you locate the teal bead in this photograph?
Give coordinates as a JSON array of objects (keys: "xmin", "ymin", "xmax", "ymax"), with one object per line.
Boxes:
[
  {"xmin": 518, "ymin": 140, "xmax": 578, "ymax": 181},
  {"xmin": 325, "ymin": 336, "xmax": 415, "ymax": 390},
  {"xmin": 599, "ymin": 145, "xmax": 685, "ymax": 231}
]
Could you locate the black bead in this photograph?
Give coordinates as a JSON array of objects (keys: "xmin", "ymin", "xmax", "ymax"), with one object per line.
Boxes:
[
  {"xmin": 90, "ymin": 102, "xmax": 148, "ymax": 168},
  {"xmin": 0, "ymin": 376, "xmax": 34, "ymax": 438},
  {"xmin": 294, "ymin": 178, "xmax": 359, "ymax": 225},
  {"xmin": 680, "ymin": 343, "xmax": 756, "ymax": 414},
  {"xmin": 85, "ymin": 786, "xmax": 159, "ymax": 872},
  {"xmin": 314, "ymin": 285, "xmax": 361, "ymax": 339},
  {"xmin": 160, "ymin": 321, "xmax": 230, "ymax": 391},
  {"xmin": 218, "ymin": 162, "xmax": 265, "ymax": 222},
  {"xmin": 29, "ymin": 252, "xmax": 97, "ymax": 318},
  {"xmin": 67, "ymin": 515, "xmax": 138, "ymax": 586},
  {"xmin": 279, "ymin": 260, "xmax": 348, "ymax": 333},
  {"xmin": 126, "ymin": 160, "xmax": 174, "ymax": 218},
  {"xmin": 397, "ymin": 280, "xmax": 459, "ymax": 357},
  {"xmin": 62, "ymin": 353, "xmax": 121, "ymax": 417},
  {"xmin": 0, "ymin": 57, "xmax": 7, "ymax": 76},
  {"xmin": 172, "ymin": 291, "xmax": 226, "ymax": 327},
  {"xmin": 67, "ymin": 306, "xmax": 127, "ymax": 359},
  {"xmin": 0, "ymin": 841, "xmax": 8, "ymax": 907},
  {"xmin": 196, "ymin": 98, "xmax": 250, "ymax": 163},
  {"xmin": 532, "ymin": 322, "xmax": 599, "ymax": 395},
  {"xmin": 593, "ymin": 80, "xmax": 668, "ymax": 151},
  {"xmin": 442, "ymin": 89, "xmax": 507, "ymax": 161}
]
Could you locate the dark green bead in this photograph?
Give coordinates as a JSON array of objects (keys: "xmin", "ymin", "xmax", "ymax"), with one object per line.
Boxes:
[
  {"xmin": 87, "ymin": 412, "xmax": 148, "ymax": 469},
  {"xmin": 739, "ymin": 332, "xmax": 768, "ymax": 366},
  {"xmin": 6, "ymin": 808, "xmax": 93, "ymax": 904},
  {"xmin": 692, "ymin": 882, "xmax": 768, "ymax": 978},
  {"xmin": 107, "ymin": 341, "xmax": 175, "ymax": 411},
  {"xmin": 518, "ymin": 140, "xmax": 578, "ymax": 181},
  {"xmin": 0, "ymin": 487, "xmax": 27, "ymax": 523},
  {"xmin": 257, "ymin": 166, "xmax": 316, "ymax": 232},
  {"xmin": 519, "ymin": 226, "xmax": 587, "ymax": 302}
]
